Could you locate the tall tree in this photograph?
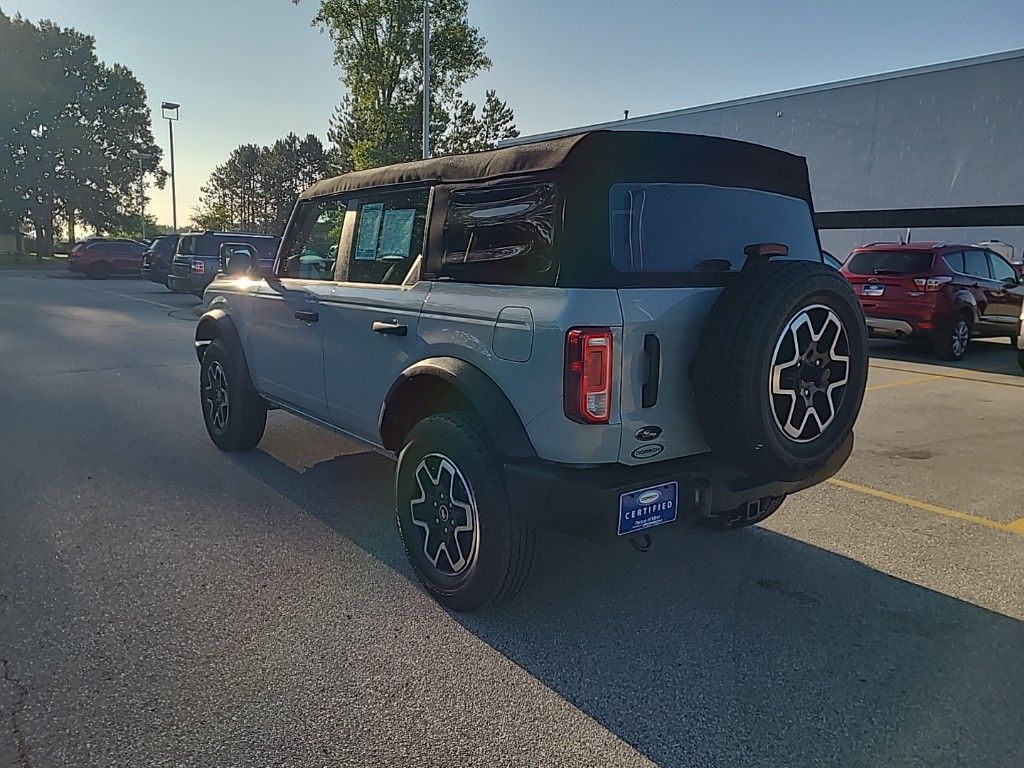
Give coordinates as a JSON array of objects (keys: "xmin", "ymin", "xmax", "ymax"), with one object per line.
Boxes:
[
  {"xmin": 0, "ymin": 11, "xmax": 165, "ymax": 256},
  {"xmin": 193, "ymin": 133, "xmax": 331, "ymax": 234},
  {"xmin": 295, "ymin": 0, "xmax": 519, "ymax": 170}
]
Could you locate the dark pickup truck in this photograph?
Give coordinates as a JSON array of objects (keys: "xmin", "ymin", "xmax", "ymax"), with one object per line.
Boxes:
[{"xmin": 168, "ymin": 232, "xmax": 280, "ymax": 295}]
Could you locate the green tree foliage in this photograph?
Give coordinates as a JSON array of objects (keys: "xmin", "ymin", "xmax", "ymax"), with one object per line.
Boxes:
[
  {"xmin": 0, "ymin": 11, "xmax": 166, "ymax": 256},
  {"xmin": 193, "ymin": 133, "xmax": 330, "ymax": 234},
  {"xmin": 296, "ymin": 0, "xmax": 519, "ymax": 170}
]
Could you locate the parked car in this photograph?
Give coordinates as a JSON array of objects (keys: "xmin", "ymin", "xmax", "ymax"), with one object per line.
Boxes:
[
  {"xmin": 67, "ymin": 238, "xmax": 147, "ymax": 279},
  {"xmin": 194, "ymin": 130, "xmax": 868, "ymax": 611},
  {"xmin": 841, "ymin": 241, "xmax": 1024, "ymax": 360},
  {"xmin": 168, "ymin": 232, "xmax": 280, "ymax": 295},
  {"xmin": 142, "ymin": 235, "xmax": 181, "ymax": 287}
]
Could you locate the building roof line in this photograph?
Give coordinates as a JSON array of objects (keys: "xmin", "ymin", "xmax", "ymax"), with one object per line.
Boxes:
[{"xmin": 508, "ymin": 47, "xmax": 1024, "ymax": 145}]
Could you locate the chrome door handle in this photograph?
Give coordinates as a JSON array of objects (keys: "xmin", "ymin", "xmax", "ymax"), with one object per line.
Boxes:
[{"xmin": 372, "ymin": 320, "xmax": 408, "ymax": 337}]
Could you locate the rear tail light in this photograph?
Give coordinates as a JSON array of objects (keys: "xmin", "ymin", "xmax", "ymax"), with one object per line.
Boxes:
[
  {"xmin": 913, "ymin": 275, "xmax": 951, "ymax": 292},
  {"xmin": 565, "ymin": 327, "xmax": 613, "ymax": 424},
  {"xmin": 191, "ymin": 260, "xmax": 205, "ymax": 274}
]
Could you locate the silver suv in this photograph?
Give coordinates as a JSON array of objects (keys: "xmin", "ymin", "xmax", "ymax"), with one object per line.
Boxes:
[{"xmin": 194, "ymin": 131, "xmax": 868, "ymax": 611}]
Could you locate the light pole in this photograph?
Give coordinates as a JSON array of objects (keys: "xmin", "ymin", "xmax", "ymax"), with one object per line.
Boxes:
[
  {"xmin": 422, "ymin": 1, "xmax": 430, "ymax": 160},
  {"xmin": 130, "ymin": 151, "xmax": 153, "ymax": 240},
  {"xmin": 161, "ymin": 102, "xmax": 180, "ymax": 231}
]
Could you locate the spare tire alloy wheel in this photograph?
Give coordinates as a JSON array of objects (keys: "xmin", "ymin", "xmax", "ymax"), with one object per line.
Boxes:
[
  {"xmin": 770, "ymin": 305, "xmax": 850, "ymax": 443},
  {"xmin": 408, "ymin": 453, "xmax": 479, "ymax": 578}
]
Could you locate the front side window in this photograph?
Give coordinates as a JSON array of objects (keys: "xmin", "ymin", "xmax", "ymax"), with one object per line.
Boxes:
[
  {"xmin": 609, "ymin": 183, "xmax": 820, "ymax": 274},
  {"xmin": 344, "ymin": 188, "xmax": 428, "ymax": 285},
  {"xmin": 439, "ymin": 182, "xmax": 557, "ymax": 284},
  {"xmin": 278, "ymin": 197, "xmax": 348, "ymax": 280},
  {"xmin": 988, "ymin": 253, "xmax": 1017, "ymax": 283}
]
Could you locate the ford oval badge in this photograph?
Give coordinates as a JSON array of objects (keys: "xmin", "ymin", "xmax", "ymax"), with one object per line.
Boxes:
[
  {"xmin": 635, "ymin": 426, "xmax": 663, "ymax": 442},
  {"xmin": 637, "ymin": 490, "xmax": 662, "ymax": 505},
  {"xmin": 631, "ymin": 444, "xmax": 664, "ymax": 460}
]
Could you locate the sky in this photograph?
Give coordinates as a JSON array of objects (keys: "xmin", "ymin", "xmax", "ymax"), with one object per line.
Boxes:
[{"xmin": 8, "ymin": 0, "xmax": 1024, "ymax": 227}]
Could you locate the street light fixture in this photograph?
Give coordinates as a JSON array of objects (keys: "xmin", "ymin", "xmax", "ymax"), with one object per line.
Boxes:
[
  {"xmin": 130, "ymin": 151, "xmax": 154, "ymax": 240},
  {"xmin": 161, "ymin": 102, "xmax": 180, "ymax": 231}
]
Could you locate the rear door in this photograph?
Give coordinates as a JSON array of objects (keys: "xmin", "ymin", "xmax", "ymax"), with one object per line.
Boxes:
[
  {"xmin": 843, "ymin": 249, "xmax": 936, "ymax": 310},
  {"xmin": 610, "ymin": 182, "xmax": 823, "ymax": 464},
  {"xmin": 321, "ymin": 187, "xmax": 432, "ymax": 443},
  {"xmin": 963, "ymin": 249, "xmax": 999, "ymax": 330}
]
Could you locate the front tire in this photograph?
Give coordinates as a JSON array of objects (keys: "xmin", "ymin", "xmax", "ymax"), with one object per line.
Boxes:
[
  {"xmin": 199, "ymin": 340, "xmax": 267, "ymax": 452},
  {"xmin": 396, "ymin": 412, "xmax": 535, "ymax": 612}
]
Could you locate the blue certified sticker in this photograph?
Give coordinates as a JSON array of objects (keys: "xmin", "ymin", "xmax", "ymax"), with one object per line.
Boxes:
[{"xmin": 618, "ymin": 481, "xmax": 678, "ymax": 536}]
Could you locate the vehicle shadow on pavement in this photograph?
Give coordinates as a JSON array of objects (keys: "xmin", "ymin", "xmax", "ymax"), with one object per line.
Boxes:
[
  {"xmin": 234, "ymin": 439, "xmax": 1023, "ymax": 768},
  {"xmin": 869, "ymin": 337, "xmax": 1022, "ymax": 376}
]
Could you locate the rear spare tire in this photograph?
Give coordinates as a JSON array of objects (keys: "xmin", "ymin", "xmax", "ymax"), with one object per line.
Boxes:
[{"xmin": 694, "ymin": 260, "xmax": 868, "ymax": 481}]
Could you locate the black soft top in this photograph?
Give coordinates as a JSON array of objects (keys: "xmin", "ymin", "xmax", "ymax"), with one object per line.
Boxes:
[{"xmin": 299, "ymin": 130, "xmax": 813, "ymax": 204}]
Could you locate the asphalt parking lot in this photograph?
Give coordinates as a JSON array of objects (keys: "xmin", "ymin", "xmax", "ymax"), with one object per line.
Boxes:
[{"xmin": 1, "ymin": 271, "xmax": 1021, "ymax": 768}]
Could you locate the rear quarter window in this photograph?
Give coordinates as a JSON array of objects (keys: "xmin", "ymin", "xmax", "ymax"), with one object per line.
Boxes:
[
  {"xmin": 845, "ymin": 251, "xmax": 935, "ymax": 276},
  {"xmin": 609, "ymin": 183, "xmax": 820, "ymax": 274}
]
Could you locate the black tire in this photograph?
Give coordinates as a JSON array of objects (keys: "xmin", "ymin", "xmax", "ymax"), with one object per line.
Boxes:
[
  {"xmin": 395, "ymin": 411, "xmax": 535, "ymax": 612},
  {"xmin": 87, "ymin": 261, "xmax": 111, "ymax": 280},
  {"xmin": 698, "ymin": 495, "xmax": 787, "ymax": 530},
  {"xmin": 694, "ymin": 260, "xmax": 868, "ymax": 482},
  {"xmin": 1018, "ymin": 347, "xmax": 1024, "ymax": 372},
  {"xmin": 934, "ymin": 314, "xmax": 971, "ymax": 361},
  {"xmin": 199, "ymin": 339, "xmax": 267, "ymax": 452}
]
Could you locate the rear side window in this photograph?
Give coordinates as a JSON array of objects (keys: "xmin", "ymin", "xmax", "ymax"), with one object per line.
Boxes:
[
  {"xmin": 942, "ymin": 252, "xmax": 965, "ymax": 272},
  {"xmin": 964, "ymin": 250, "xmax": 991, "ymax": 279},
  {"xmin": 439, "ymin": 183, "xmax": 557, "ymax": 284},
  {"xmin": 845, "ymin": 251, "xmax": 935, "ymax": 276},
  {"xmin": 609, "ymin": 183, "xmax": 819, "ymax": 273}
]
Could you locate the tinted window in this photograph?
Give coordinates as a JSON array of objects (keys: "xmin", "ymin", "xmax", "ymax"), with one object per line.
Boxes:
[
  {"xmin": 846, "ymin": 251, "xmax": 934, "ymax": 276},
  {"xmin": 440, "ymin": 183, "xmax": 557, "ymax": 284},
  {"xmin": 344, "ymin": 188, "xmax": 428, "ymax": 285},
  {"xmin": 822, "ymin": 251, "xmax": 842, "ymax": 270},
  {"xmin": 989, "ymin": 252, "xmax": 1017, "ymax": 282},
  {"xmin": 279, "ymin": 197, "xmax": 348, "ymax": 280},
  {"xmin": 609, "ymin": 183, "xmax": 819, "ymax": 273},
  {"xmin": 942, "ymin": 251, "xmax": 965, "ymax": 273},
  {"xmin": 964, "ymin": 250, "xmax": 991, "ymax": 279}
]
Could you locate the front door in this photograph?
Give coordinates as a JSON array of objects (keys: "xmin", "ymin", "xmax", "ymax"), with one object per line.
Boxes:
[
  {"xmin": 985, "ymin": 251, "xmax": 1024, "ymax": 328},
  {"xmin": 245, "ymin": 195, "xmax": 350, "ymax": 420},
  {"xmin": 321, "ymin": 187, "xmax": 433, "ymax": 444}
]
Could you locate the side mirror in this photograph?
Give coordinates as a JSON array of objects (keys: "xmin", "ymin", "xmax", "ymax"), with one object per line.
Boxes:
[{"xmin": 219, "ymin": 243, "xmax": 255, "ymax": 276}]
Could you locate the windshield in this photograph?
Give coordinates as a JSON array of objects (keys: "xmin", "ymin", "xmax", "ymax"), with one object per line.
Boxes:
[
  {"xmin": 846, "ymin": 250, "xmax": 934, "ymax": 275},
  {"xmin": 609, "ymin": 183, "xmax": 820, "ymax": 273}
]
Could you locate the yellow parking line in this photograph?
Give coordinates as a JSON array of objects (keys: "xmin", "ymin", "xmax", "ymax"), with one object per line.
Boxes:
[
  {"xmin": 866, "ymin": 375, "xmax": 940, "ymax": 392},
  {"xmin": 826, "ymin": 478, "xmax": 1024, "ymax": 536}
]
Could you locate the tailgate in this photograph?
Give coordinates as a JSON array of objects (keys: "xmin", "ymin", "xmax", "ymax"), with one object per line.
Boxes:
[{"xmin": 616, "ymin": 288, "xmax": 720, "ymax": 465}]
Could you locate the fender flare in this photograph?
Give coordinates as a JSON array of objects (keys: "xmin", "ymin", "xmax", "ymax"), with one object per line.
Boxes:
[
  {"xmin": 379, "ymin": 357, "xmax": 537, "ymax": 460},
  {"xmin": 194, "ymin": 308, "xmax": 251, "ymax": 374},
  {"xmin": 952, "ymin": 288, "xmax": 979, "ymax": 321}
]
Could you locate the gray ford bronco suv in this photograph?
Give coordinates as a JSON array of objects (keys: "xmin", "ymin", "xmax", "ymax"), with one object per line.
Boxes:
[{"xmin": 194, "ymin": 131, "xmax": 868, "ymax": 611}]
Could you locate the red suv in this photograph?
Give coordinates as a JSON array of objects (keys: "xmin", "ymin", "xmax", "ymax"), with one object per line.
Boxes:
[
  {"xmin": 67, "ymin": 238, "xmax": 147, "ymax": 280},
  {"xmin": 841, "ymin": 242, "xmax": 1023, "ymax": 360}
]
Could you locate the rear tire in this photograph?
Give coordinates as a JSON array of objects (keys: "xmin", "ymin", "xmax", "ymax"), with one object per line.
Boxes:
[
  {"xmin": 934, "ymin": 315, "xmax": 971, "ymax": 361},
  {"xmin": 395, "ymin": 411, "xmax": 535, "ymax": 612},
  {"xmin": 199, "ymin": 340, "xmax": 267, "ymax": 452},
  {"xmin": 87, "ymin": 261, "xmax": 111, "ymax": 280},
  {"xmin": 698, "ymin": 495, "xmax": 787, "ymax": 530},
  {"xmin": 1018, "ymin": 347, "xmax": 1024, "ymax": 372}
]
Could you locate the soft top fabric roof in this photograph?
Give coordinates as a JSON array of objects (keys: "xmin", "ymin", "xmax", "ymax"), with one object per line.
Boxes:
[{"xmin": 299, "ymin": 130, "xmax": 811, "ymax": 201}]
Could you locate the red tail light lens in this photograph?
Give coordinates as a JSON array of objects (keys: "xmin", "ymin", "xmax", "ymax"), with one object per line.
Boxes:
[
  {"xmin": 191, "ymin": 260, "xmax": 205, "ymax": 274},
  {"xmin": 565, "ymin": 327, "xmax": 613, "ymax": 424},
  {"xmin": 913, "ymin": 275, "xmax": 952, "ymax": 291}
]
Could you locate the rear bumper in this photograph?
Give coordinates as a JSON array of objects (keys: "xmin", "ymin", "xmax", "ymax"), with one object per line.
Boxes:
[
  {"xmin": 504, "ymin": 433, "xmax": 854, "ymax": 543},
  {"xmin": 864, "ymin": 317, "xmax": 915, "ymax": 337},
  {"xmin": 167, "ymin": 271, "xmax": 211, "ymax": 294}
]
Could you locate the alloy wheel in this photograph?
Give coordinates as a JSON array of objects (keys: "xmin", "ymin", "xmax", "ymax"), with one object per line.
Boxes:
[
  {"xmin": 769, "ymin": 304, "xmax": 851, "ymax": 443},
  {"xmin": 204, "ymin": 361, "xmax": 230, "ymax": 432},
  {"xmin": 951, "ymin": 320, "xmax": 970, "ymax": 358},
  {"xmin": 408, "ymin": 453, "xmax": 479, "ymax": 577}
]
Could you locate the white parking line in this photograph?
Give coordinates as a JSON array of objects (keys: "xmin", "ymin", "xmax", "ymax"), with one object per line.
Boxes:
[{"xmin": 80, "ymin": 284, "xmax": 181, "ymax": 310}]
